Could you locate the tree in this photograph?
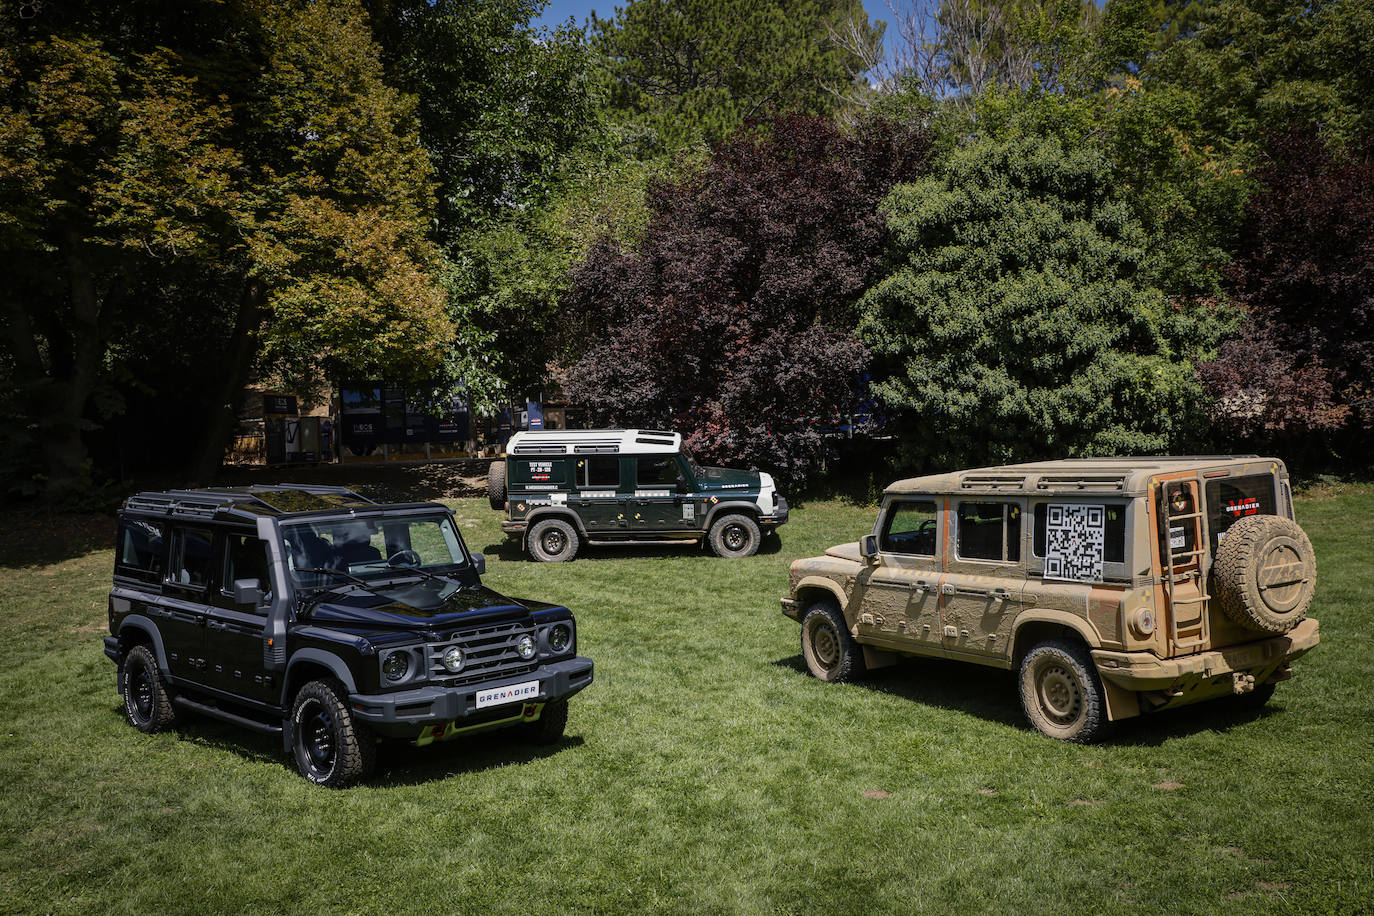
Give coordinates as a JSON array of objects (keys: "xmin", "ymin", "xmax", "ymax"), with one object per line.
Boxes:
[
  {"xmin": 1198, "ymin": 131, "xmax": 1373, "ymax": 455},
  {"xmin": 0, "ymin": 0, "xmax": 452, "ymax": 499},
  {"xmin": 860, "ymin": 131, "xmax": 1209, "ymax": 469},
  {"xmin": 590, "ymin": 0, "xmax": 881, "ymax": 153},
  {"xmin": 563, "ymin": 114, "xmax": 932, "ymax": 483}
]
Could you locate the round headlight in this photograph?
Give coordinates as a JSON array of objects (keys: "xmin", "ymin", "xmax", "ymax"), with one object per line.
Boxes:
[
  {"xmin": 548, "ymin": 623, "xmax": 572, "ymax": 653},
  {"xmin": 1131, "ymin": 607, "xmax": 1156, "ymax": 637},
  {"xmin": 442, "ymin": 645, "xmax": 465, "ymax": 673},
  {"xmin": 382, "ymin": 650, "xmax": 410, "ymax": 681},
  {"xmin": 516, "ymin": 633, "xmax": 537, "ymax": 660}
]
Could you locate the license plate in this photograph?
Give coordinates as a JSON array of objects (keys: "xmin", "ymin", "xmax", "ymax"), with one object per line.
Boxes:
[{"xmin": 475, "ymin": 680, "xmax": 540, "ymax": 709}]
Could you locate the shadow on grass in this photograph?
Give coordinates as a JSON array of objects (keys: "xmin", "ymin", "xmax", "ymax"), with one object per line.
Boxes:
[
  {"xmin": 135, "ymin": 704, "xmax": 585, "ymax": 787},
  {"xmin": 0, "ymin": 510, "xmax": 114, "ymax": 569},
  {"xmin": 772, "ymin": 654, "xmax": 1284, "ymax": 742},
  {"xmin": 477, "ymin": 531, "xmax": 783, "ymax": 564}
]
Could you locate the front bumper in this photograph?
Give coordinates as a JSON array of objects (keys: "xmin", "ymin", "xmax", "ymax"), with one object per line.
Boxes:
[
  {"xmin": 759, "ymin": 497, "xmax": 789, "ymax": 528},
  {"xmin": 347, "ymin": 655, "xmax": 593, "ymax": 738},
  {"xmin": 1092, "ymin": 618, "xmax": 1319, "ymax": 693}
]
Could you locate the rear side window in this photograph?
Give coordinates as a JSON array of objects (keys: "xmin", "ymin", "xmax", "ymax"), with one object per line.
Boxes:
[
  {"xmin": 1207, "ymin": 474, "xmax": 1278, "ymax": 550},
  {"xmin": 116, "ymin": 519, "xmax": 166, "ymax": 581},
  {"xmin": 514, "ymin": 459, "xmax": 565, "ymax": 486},
  {"xmin": 167, "ymin": 527, "xmax": 215, "ymax": 589},
  {"xmin": 579, "ymin": 457, "xmax": 619, "ymax": 488},
  {"xmin": 957, "ymin": 502, "xmax": 1021, "ymax": 562},
  {"xmin": 1032, "ymin": 503, "xmax": 1127, "ymax": 581}
]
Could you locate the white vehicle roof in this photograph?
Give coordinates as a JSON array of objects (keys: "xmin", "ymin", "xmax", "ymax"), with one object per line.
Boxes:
[{"xmin": 506, "ymin": 428, "xmax": 682, "ymax": 457}]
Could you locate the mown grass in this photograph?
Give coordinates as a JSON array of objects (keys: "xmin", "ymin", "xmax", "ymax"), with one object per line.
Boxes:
[{"xmin": 1, "ymin": 488, "xmax": 1371, "ymax": 914}]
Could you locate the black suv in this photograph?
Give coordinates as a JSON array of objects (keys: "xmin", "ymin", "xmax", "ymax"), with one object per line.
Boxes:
[{"xmin": 104, "ymin": 484, "xmax": 593, "ymax": 787}]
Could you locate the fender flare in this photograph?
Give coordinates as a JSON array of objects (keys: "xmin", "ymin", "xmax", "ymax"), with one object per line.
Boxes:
[
  {"xmin": 282, "ymin": 648, "xmax": 360, "ymax": 705},
  {"xmin": 703, "ymin": 501, "xmax": 762, "ymax": 530},
  {"xmin": 1012, "ymin": 609, "xmax": 1104, "ymax": 654},
  {"xmin": 117, "ymin": 615, "xmax": 170, "ymax": 673},
  {"xmin": 793, "ymin": 576, "xmax": 850, "ymax": 613}
]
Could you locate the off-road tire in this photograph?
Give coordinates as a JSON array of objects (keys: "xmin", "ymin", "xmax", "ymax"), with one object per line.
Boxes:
[
  {"xmin": 290, "ymin": 679, "xmax": 375, "ymax": 788},
  {"xmin": 708, "ymin": 513, "xmax": 761, "ymax": 559},
  {"xmin": 529, "ymin": 518, "xmax": 578, "ymax": 562},
  {"xmin": 520, "ymin": 699, "xmax": 568, "ymax": 745},
  {"xmin": 1019, "ymin": 639, "xmax": 1110, "ymax": 743},
  {"xmin": 487, "ymin": 461, "xmax": 507, "ymax": 510},
  {"xmin": 801, "ymin": 602, "xmax": 866, "ymax": 683},
  {"xmin": 1213, "ymin": 515, "xmax": 1315, "ymax": 635},
  {"xmin": 121, "ymin": 644, "xmax": 177, "ymax": 733}
]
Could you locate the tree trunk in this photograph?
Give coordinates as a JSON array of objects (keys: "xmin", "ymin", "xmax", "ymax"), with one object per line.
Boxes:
[{"xmin": 189, "ymin": 279, "xmax": 265, "ymax": 484}]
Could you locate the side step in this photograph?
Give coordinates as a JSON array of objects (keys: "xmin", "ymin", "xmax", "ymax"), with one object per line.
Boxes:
[
  {"xmin": 174, "ymin": 695, "xmax": 283, "ymax": 735},
  {"xmin": 584, "ymin": 538, "xmax": 702, "ymax": 547}
]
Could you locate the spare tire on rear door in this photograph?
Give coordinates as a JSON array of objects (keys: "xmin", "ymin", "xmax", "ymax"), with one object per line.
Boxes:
[
  {"xmin": 1212, "ymin": 514, "xmax": 1316, "ymax": 635},
  {"xmin": 487, "ymin": 460, "xmax": 507, "ymax": 510}
]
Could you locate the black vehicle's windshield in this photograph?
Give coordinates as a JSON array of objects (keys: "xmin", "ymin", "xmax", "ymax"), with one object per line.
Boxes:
[
  {"xmin": 680, "ymin": 447, "xmax": 704, "ymax": 478},
  {"xmin": 281, "ymin": 514, "xmax": 468, "ymax": 589}
]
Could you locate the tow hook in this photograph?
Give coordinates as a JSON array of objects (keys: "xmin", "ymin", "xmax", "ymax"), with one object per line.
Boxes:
[{"xmin": 1232, "ymin": 671, "xmax": 1256, "ymax": 695}]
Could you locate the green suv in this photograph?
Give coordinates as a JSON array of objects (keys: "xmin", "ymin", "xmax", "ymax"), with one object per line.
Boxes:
[{"xmin": 489, "ymin": 429, "xmax": 789, "ymax": 562}]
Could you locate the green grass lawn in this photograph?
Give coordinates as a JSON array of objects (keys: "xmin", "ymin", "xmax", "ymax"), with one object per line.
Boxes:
[{"xmin": 1, "ymin": 488, "xmax": 1371, "ymax": 914}]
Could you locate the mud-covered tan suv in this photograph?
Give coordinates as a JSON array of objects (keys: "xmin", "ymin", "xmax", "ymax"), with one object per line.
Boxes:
[{"xmin": 782, "ymin": 457, "xmax": 1319, "ymax": 741}]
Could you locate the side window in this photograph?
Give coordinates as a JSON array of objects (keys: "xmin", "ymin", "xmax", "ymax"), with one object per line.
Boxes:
[
  {"xmin": 1032, "ymin": 503, "xmax": 1127, "ymax": 581},
  {"xmin": 579, "ymin": 457, "xmax": 619, "ymax": 488},
  {"xmin": 637, "ymin": 456, "xmax": 678, "ymax": 487},
  {"xmin": 956, "ymin": 502, "xmax": 1021, "ymax": 562},
  {"xmin": 167, "ymin": 527, "xmax": 215, "ymax": 589},
  {"xmin": 116, "ymin": 518, "xmax": 166, "ymax": 581},
  {"xmin": 880, "ymin": 500, "xmax": 938, "ymax": 555},
  {"xmin": 222, "ymin": 533, "xmax": 272, "ymax": 608},
  {"xmin": 1206, "ymin": 475, "xmax": 1278, "ymax": 550}
]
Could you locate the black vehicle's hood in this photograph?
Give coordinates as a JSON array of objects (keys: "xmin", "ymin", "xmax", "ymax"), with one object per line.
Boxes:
[{"xmin": 305, "ymin": 580, "xmax": 553, "ymax": 629}]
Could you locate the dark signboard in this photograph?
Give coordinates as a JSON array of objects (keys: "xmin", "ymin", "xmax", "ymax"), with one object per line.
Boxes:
[{"xmin": 264, "ymin": 393, "xmax": 298, "ymax": 416}]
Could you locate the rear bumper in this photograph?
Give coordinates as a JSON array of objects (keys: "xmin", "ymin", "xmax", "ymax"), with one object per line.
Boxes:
[
  {"xmin": 347, "ymin": 656, "xmax": 593, "ymax": 738},
  {"xmin": 1092, "ymin": 618, "xmax": 1319, "ymax": 692}
]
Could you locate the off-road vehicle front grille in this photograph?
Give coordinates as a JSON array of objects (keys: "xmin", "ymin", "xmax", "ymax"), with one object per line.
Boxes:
[{"xmin": 426, "ymin": 621, "xmax": 538, "ymax": 687}]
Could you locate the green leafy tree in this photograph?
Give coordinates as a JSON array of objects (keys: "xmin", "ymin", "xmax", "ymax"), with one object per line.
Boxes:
[
  {"xmin": 860, "ymin": 132, "xmax": 1209, "ymax": 469},
  {"xmin": 0, "ymin": 0, "xmax": 452, "ymax": 499},
  {"xmin": 590, "ymin": 0, "xmax": 880, "ymax": 152}
]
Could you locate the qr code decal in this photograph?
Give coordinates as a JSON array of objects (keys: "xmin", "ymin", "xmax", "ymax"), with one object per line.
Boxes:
[{"xmin": 1043, "ymin": 504, "xmax": 1104, "ymax": 582}]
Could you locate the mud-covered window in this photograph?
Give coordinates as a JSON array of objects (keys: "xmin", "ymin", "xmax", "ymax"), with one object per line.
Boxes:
[
  {"xmin": 1032, "ymin": 504, "xmax": 1127, "ymax": 581},
  {"xmin": 579, "ymin": 456, "xmax": 619, "ymax": 488},
  {"xmin": 167, "ymin": 527, "xmax": 214, "ymax": 589},
  {"xmin": 514, "ymin": 459, "xmax": 566, "ymax": 486},
  {"xmin": 1206, "ymin": 474, "xmax": 1278, "ymax": 551},
  {"xmin": 637, "ymin": 456, "xmax": 679, "ymax": 487},
  {"xmin": 880, "ymin": 500, "xmax": 938, "ymax": 555},
  {"xmin": 116, "ymin": 519, "xmax": 166, "ymax": 582},
  {"xmin": 957, "ymin": 502, "xmax": 1021, "ymax": 562}
]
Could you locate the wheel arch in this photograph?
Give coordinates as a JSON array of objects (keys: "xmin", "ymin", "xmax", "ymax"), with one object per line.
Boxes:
[
  {"xmin": 703, "ymin": 501, "xmax": 761, "ymax": 530},
  {"xmin": 283, "ymin": 650, "xmax": 358, "ymax": 706},
  {"xmin": 795, "ymin": 578, "xmax": 849, "ymax": 618},
  {"xmin": 117, "ymin": 615, "xmax": 169, "ymax": 673},
  {"xmin": 1012, "ymin": 611, "xmax": 1102, "ymax": 666},
  {"xmin": 523, "ymin": 508, "xmax": 587, "ymax": 544}
]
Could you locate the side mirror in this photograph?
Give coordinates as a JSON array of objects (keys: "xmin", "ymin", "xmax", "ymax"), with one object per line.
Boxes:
[
  {"xmin": 471, "ymin": 553, "xmax": 486, "ymax": 576},
  {"xmin": 860, "ymin": 534, "xmax": 879, "ymax": 560},
  {"xmin": 233, "ymin": 578, "xmax": 265, "ymax": 606}
]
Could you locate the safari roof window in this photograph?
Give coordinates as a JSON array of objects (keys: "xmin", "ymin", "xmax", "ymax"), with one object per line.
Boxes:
[
  {"xmin": 957, "ymin": 502, "xmax": 1021, "ymax": 562},
  {"xmin": 1032, "ymin": 503, "xmax": 1127, "ymax": 582},
  {"xmin": 880, "ymin": 500, "xmax": 938, "ymax": 556},
  {"xmin": 578, "ymin": 456, "xmax": 619, "ymax": 488},
  {"xmin": 514, "ymin": 458, "xmax": 566, "ymax": 486},
  {"xmin": 1206, "ymin": 474, "xmax": 1278, "ymax": 551}
]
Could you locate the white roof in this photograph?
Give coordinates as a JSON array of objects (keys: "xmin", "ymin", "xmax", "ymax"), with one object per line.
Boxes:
[{"xmin": 506, "ymin": 428, "xmax": 682, "ymax": 457}]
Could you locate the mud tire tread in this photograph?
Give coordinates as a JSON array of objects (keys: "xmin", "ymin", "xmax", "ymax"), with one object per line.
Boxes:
[
  {"xmin": 290, "ymin": 678, "xmax": 375, "ymax": 788},
  {"xmin": 800, "ymin": 602, "xmax": 866, "ymax": 683},
  {"xmin": 1212, "ymin": 515, "xmax": 1315, "ymax": 635},
  {"xmin": 487, "ymin": 461, "xmax": 507, "ymax": 510},
  {"xmin": 1019, "ymin": 639, "xmax": 1110, "ymax": 744}
]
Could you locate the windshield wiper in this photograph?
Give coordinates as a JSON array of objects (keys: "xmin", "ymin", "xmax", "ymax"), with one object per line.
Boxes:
[{"xmin": 384, "ymin": 563, "xmax": 463, "ymax": 586}]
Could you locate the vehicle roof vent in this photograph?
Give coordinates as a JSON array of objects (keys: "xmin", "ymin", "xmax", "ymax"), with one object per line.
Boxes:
[
  {"xmin": 1034, "ymin": 474, "xmax": 1128, "ymax": 492},
  {"xmin": 961, "ymin": 474, "xmax": 1028, "ymax": 490},
  {"xmin": 572, "ymin": 444, "xmax": 621, "ymax": 454},
  {"xmin": 511, "ymin": 444, "xmax": 569, "ymax": 455}
]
